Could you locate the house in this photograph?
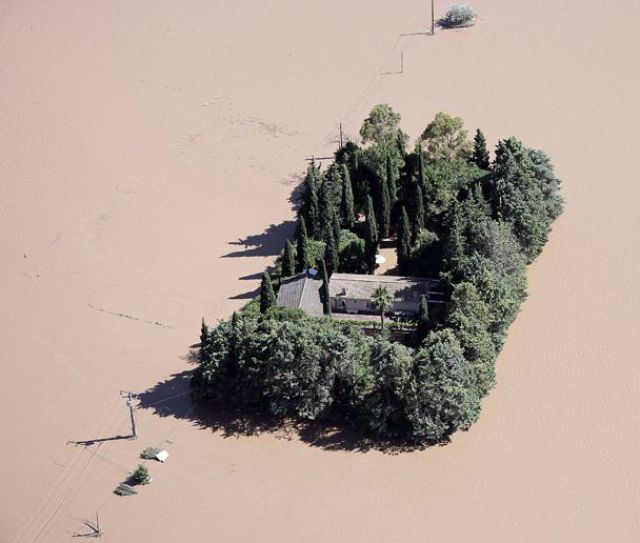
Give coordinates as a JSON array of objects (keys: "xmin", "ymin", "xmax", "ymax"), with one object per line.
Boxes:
[
  {"xmin": 275, "ymin": 269, "xmax": 324, "ymax": 317},
  {"xmin": 276, "ymin": 271, "xmax": 441, "ymax": 318},
  {"xmin": 329, "ymin": 273, "xmax": 435, "ymax": 316}
]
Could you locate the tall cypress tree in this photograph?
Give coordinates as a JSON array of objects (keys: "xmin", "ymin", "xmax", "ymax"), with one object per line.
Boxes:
[
  {"xmin": 397, "ymin": 205, "xmax": 411, "ymax": 274},
  {"xmin": 442, "ymin": 202, "xmax": 466, "ymax": 280},
  {"xmin": 473, "ymin": 129, "xmax": 491, "ymax": 170},
  {"xmin": 318, "ymin": 178, "xmax": 334, "ymax": 241},
  {"xmin": 304, "ymin": 164, "xmax": 321, "ymax": 238},
  {"xmin": 417, "ymin": 141, "xmax": 426, "ymax": 192},
  {"xmin": 332, "ymin": 209, "xmax": 341, "ymax": 253},
  {"xmin": 323, "ymin": 225, "xmax": 339, "ymax": 276},
  {"xmin": 282, "ymin": 240, "xmax": 296, "ymax": 278},
  {"xmin": 296, "ymin": 218, "xmax": 309, "ymax": 272},
  {"xmin": 416, "ymin": 295, "xmax": 429, "ymax": 344},
  {"xmin": 365, "ymin": 195, "xmax": 379, "ymax": 273},
  {"xmin": 341, "ymin": 164, "xmax": 355, "ymax": 228},
  {"xmin": 198, "ymin": 318, "xmax": 210, "ymax": 364},
  {"xmin": 366, "ymin": 195, "xmax": 378, "ymax": 245},
  {"xmin": 379, "ymin": 178, "xmax": 391, "ymax": 239},
  {"xmin": 259, "ymin": 271, "xmax": 276, "ymax": 313},
  {"xmin": 386, "ymin": 153, "xmax": 398, "ymax": 203},
  {"xmin": 413, "ymin": 184, "xmax": 425, "ymax": 243},
  {"xmin": 199, "ymin": 317, "xmax": 209, "ymax": 345},
  {"xmin": 319, "ymin": 258, "xmax": 331, "ymax": 316}
]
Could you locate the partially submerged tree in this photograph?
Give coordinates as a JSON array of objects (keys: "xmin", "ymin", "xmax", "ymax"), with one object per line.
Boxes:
[
  {"xmin": 421, "ymin": 112, "xmax": 473, "ymax": 161},
  {"xmin": 132, "ymin": 464, "xmax": 151, "ymax": 485},
  {"xmin": 259, "ymin": 272, "xmax": 276, "ymax": 313},
  {"xmin": 295, "ymin": 218, "xmax": 309, "ymax": 272},
  {"xmin": 282, "ymin": 240, "xmax": 296, "ymax": 278},
  {"xmin": 440, "ymin": 5, "xmax": 477, "ymax": 28}
]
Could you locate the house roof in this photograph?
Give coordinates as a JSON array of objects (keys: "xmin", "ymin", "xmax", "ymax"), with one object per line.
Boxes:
[
  {"xmin": 276, "ymin": 272, "xmax": 324, "ymax": 316},
  {"xmin": 329, "ymin": 273, "xmax": 434, "ymax": 303}
]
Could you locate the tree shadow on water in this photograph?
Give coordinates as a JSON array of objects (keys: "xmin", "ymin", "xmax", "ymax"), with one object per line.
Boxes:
[
  {"xmin": 223, "ymin": 221, "xmax": 297, "ymax": 259},
  {"xmin": 137, "ymin": 366, "xmax": 438, "ymax": 455}
]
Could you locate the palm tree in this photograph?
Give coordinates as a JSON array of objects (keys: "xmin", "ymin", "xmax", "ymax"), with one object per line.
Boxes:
[{"xmin": 371, "ymin": 285, "xmax": 393, "ymax": 330}]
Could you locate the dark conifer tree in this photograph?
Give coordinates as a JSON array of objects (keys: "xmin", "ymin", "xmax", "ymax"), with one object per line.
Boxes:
[
  {"xmin": 364, "ymin": 195, "xmax": 379, "ymax": 272},
  {"xmin": 416, "ymin": 295, "xmax": 429, "ymax": 344},
  {"xmin": 341, "ymin": 164, "xmax": 355, "ymax": 228},
  {"xmin": 305, "ymin": 165, "xmax": 321, "ymax": 238},
  {"xmin": 366, "ymin": 195, "xmax": 378, "ymax": 245},
  {"xmin": 323, "ymin": 225, "xmax": 339, "ymax": 276},
  {"xmin": 417, "ymin": 141, "xmax": 426, "ymax": 193},
  {"xmin": 259, "ymin": 272, "xmax": 276, "ymax": 313},
  {"xmin": 472, "ymin": 129, "xmax": 491, "ymax": 170},
  {"xmin": 386, "ymin": 153, "xmax": 398, "ymax": 203},
  {"xmin": 413, "ymin": 184, "xmax": 425, "ymax": 243},
  {"xmin": 442, "ymin": 202, "xmax": 466, "ymax": 280},
  {"xmin": 199, "ymin": 317, "xmax": 209, "ymax": 346},
  {"xmin": 319, "ymin": 258, "xmax": 331, "ymax": 316},
  {"xmin": 379, "ymin": 178, "xmax": 391, "ymax": 239},
  {"xmin": 198, "ymin": 318, "xmax": 210, "ymax": 364},
  {"xmin": 282, "ymin": 241, "xmax": 296, "ymax": 278},
  {"xmin": 296, "ymin": 218, "xmax": 309, "ymax": 272},
  {"xmin": 318, "ymin": 178, "xmax": 335, "ymax": 241},
  {"xmin": 397, "ymin": 205, "xmax": 411, "ymax": 274}
]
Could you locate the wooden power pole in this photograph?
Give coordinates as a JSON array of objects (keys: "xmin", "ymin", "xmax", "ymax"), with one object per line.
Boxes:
[
  {"xmin": 431, "ymin": 0, "xmax": 435, "ymax": 35},
  {"xmin": 120, "ymin": 391, "xmax": 138, "ymax": 439}
]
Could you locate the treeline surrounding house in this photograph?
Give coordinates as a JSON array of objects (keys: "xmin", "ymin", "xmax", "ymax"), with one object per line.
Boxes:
[{"xmin": 192, "ymin": 105, "xmax": 564, "ymax": 444}]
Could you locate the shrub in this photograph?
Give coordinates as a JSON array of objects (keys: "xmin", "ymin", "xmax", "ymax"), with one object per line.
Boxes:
[
  {"xmin": 441, "ymin": 5, "xmax": 477, "ymax": 28},
  {"xmin": 114, "ymin": 483, "xmax": 137, "ymax": 496},
  {"xmin": 132, "ymin": 464, "xmax": 151, "ymax": 484},
  {"xmin": 140, "ymin": 447, "xmax": 161, "ymax": 460}
]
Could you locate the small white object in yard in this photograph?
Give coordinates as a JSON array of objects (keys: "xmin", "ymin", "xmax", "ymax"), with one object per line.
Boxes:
[
  {"xmin": 155, "ymin": 449, "xmax": 169, "ymax": 462},
  {"xmin": 375, "ymin": 255, "xmax": 386, "ymax": 265}
]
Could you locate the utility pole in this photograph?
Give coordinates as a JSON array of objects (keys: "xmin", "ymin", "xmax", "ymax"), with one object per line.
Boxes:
[
  {"xmin": 120, "ymin": 391, "xmax": 138, "ymax": 439},
  {"xmin": 431, "ymin": 0, "xmax": 435, "ymax": 35},
  {"xmin": 339, "ymin": 123, "xmax": 344, "ymax": 150}
]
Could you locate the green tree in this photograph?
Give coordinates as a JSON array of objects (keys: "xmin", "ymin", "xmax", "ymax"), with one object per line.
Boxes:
[
  {"xmin": 378, "ymin": 177, "xmax": 391, "ymax": 239},
  {"xmin": 303, "ymin": 164, "xmax": 321, "ymax": 238},
  {"xmin": 198, "ymin": 318, "xmax": 211, "ymax": 364},
  {"xmin": 416, "ymin": 295, "xmax": 429, "ymax": 344},
  {"xmin": 259, "ymin": 271, "xmax": 276, "ymax": 313},
  {"xmin": 421, "ymin": 112, "xmax": 473, "ymax": 161},
  {"xmin": 199, "ymin": 317, "xmax": 209, "ymax": 346},
  {"xmin": 338, "ymin": 230, "xmax": 367, "ymax": 273},
  {"xmin": 360, "ymin": 104, "xmax": 402, "ymax": 147},
  {"xmin": 386, "ymin": 153, "xmax": 398, "ymax": 203},
  {"xmin": 447, "ymin": 282, "xmax": 497, "ymax": 396},
  {"xmin": 489, "ymin": 138, "xmax": 558, "ymax": 261},
  {"xmin": 319, "ymin": 259, "xmax": 331, "ymax": 316},
  {"xmin": 371, "ymin": 285, "xmax": 393, "ymax": 330},
  {"xmin": 364, "ymin": 195, "xmax": 379, "ymax": 272},
  {"xmin": 296, "ymin": 218, "xmax": 309, "ymax": 272},
  {"xmin": 413, "ymin": 184, "xmax": 425, "ymax": 243},
  {"xmin": 409, "ymin": 330, "xmax": 480, "ymax": 443},
  {"xmin": 397, "ymin": 206, "xmax": 411, "ymax": 274},
  {"xmin": 323, "ymin": 225, "xmax": 339, "ymax": 276},
  {"xmin": 416, "ymin": 140, "xmax": 426, "ymax": 192},
  {"xmin": 360, "ymin": 340, "xmax": 415, "ymax": 438},
  {"xmin": 341, "ymin": 163, "xmax": 355, "ymax": 228},
  {"xmin": 132, "ymin": 464, "xmax": 150, "ymax": 484},
  {"xmin": 282, "ymin": 241, "xmax": 296, "ymax": 278},
  {"xmin": 332, "ymin": 207, "xmax": 341, "ymax": 253},
  {"xmin": 472, "ymin": 129, "xmax": 491, "ymax": 169}
]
